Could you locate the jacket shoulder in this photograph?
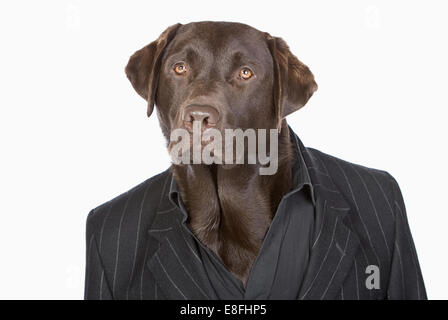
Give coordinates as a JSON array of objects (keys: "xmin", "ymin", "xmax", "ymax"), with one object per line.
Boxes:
[
  {"xmin": 86, "ymin": 169, "xmax": 171, "ymax": 237},
  {"xmin": 306, "ymin": 147, "xmax": 393, "ymax": 187},
  {"xmin": 306, "ymin": 147, "xmax": 399, "ymax": 220}
]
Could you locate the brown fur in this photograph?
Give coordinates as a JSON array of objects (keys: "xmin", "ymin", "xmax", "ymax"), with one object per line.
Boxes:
[{"xmin": 125, "ymin": 22, "xmax": 317, "ymax": 286}]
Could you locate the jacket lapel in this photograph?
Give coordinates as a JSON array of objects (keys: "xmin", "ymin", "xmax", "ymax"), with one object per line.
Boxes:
[
  {"xmin": 145, "ymin": 173, "xmax": 217, "ymax": 300},
  {"xmin": 294, "ymin": 134, "xmax": 361, "ymax": 300},
  {"xmin": 145, "ymin": 132, "xmax": 361, "ymax": 300}
]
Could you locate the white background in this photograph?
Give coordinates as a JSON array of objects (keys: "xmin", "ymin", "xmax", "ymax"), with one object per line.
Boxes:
[{"xmin": 0, "ymin": 0, "xmax": 447, "ymax": 299}]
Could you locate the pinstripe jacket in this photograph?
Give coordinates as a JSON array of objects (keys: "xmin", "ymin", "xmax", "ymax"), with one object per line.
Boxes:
[{"xmin": 84, "ymin": 134, "xmax": 426, "ymax": 300}]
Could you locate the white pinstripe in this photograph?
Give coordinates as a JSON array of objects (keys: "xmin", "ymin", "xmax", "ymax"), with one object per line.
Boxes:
[
  {"xmin": 307, "ymin": 166, "xmax": 331, "ymax": 177},
  {"xmin": 312, "ymin": 151, "xmax": 331, "ymax": 176},
  {"xmin": 311, "ymin": 200, "xmax": 326, "ymax": 249},
  {"xmin": 148, "ymin": 227, "xmax": 173, "ymax": 232},
  {"xmin": 166, "ymin": 237, "xmax": 208, "ymax": 298},
  {"xmin": 140, "ymin": 244, "xmax": 150, "ymax": 300},
  {"xmin": 98, "ymin": 202, "xmax": 114, "ymax": 253},
  {"xmin": 313, "ymin": 183, "xmax": 340, "ymax": 193},
  {"xmin": 351, "ymin": 164, "xmax": 391, "ymax": 258},
  {"xmin": 314, "ymin": 152, "xmax": 380, "ymax": 277},
  {"xmin": 330, "ymin": 207, "xmax": 351, "ymax": 211},
  {"xmin": 86, "ymin": 235, "xmax": 94, "ymax": 298},
  {"xmin": 112, "ymin": 193, "xmax": 132, "ymax": 296},
  {"xmin": 155, "ymin": 253, "xmax": 187, "ymax": 300},
  {"xmin": 394, "ymin": 201, "xmax": 421, "ymax": 299},
  {"xmin": 354, "ymin": 259, "xmax": 360, "ymax": 300},
  {"xmin": 331, "ymin": 158, "xmax": 382, "ymax": 271},
  {"xmin": 300, "ymin": 216, "xmax": 339, "ymax": 299},
  {"xmin": 126, "ymin": 181, "xmax": 153, "ymax": 300},
  {"xmin": 394, "ymin": 242, "xmax": 406, "ymax": 297},
  {"xmin": 179, "ymin": 225, "xmax": 201, "ymax": 262},
  {"xmin": 368, "ymin": 171, "xmax": 394, "ymax": 217},
  {"xmin": 321, "ymin": 231, "xmax": 351, "ymax": 299},
  {"xmin": 100, "ymin": 270, "xmax": 104, "ymax": 300},
  {"xmin": 157, "ymin": 206, "xmax": 177, "ymax": 214},
  {"xmin": 346, "ymin": 214, "xmax": 373, "ymax": 300}
]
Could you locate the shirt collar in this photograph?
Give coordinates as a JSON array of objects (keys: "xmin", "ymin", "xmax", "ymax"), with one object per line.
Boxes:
[
  {"xmin": 290, "ymin": 131, "xmax": 315, "ymax": 205},
  {"xmin": 169, "ymin": 129, "xmax": 315, "ymax": 208}
]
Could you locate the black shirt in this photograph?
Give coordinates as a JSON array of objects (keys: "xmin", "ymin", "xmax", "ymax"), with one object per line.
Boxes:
[{"xmin": 169, "ymin": 134, "xmax": 316, "ymax": 299}]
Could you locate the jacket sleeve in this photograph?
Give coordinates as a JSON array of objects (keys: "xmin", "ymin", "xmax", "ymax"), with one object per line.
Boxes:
[
  {"xmin": 84, "ymin": 210, "xmax": 114, "ymax": 300},
  {"xmin": 386, "ymin": 174, "xmax": 427, "ymax": 300}
]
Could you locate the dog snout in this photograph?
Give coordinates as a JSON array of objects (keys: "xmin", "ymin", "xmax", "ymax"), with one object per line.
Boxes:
[{"xmin": 182, "ymin": 105, "xmax": 220, "ymax": 132}]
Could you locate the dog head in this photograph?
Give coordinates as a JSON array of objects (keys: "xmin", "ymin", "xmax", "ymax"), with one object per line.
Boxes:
[{"xmin": 125, "ymin": 21, "xmax": 317, "ymax": 155}]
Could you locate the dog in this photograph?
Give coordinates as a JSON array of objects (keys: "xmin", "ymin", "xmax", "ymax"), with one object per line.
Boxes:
[
  {"xmin": 125, "ymin": 21, "xmax": 317, "ymax": 286},
  {"xmin": 85, "ymin": 21, "xmax": 426, "ymax": 300}
]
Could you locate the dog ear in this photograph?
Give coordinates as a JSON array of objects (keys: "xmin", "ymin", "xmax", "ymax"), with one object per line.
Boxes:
[
  {"xmin": 265, "ymin": 33, "xmax": 318, "ymax": 130},
  {"xmin": 125, "ymin": 23, "xmax": 182, "ymax": 117}
]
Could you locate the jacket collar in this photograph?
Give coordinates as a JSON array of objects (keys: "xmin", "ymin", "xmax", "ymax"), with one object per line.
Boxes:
[
  {"xmin": 291, "ymin": 129, "xmax": 361, "ymax": 300},
  {"xmin": 145, "ymin": 172, "xmax": 217, "ymax": 299},
  {"xmin": 146, "ymin": 127, "xmax": 360, "ymax": 300}
]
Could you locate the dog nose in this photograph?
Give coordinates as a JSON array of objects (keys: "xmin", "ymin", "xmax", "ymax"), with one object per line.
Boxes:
[{"xmin": 182, "ymin": 105, "xmax": 219, "ymax": 132}]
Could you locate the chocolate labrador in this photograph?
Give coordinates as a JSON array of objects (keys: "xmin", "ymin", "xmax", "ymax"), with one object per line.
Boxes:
[{"xmin": 125, "ymin": 21, "xmax": 317, "ymax": 286}]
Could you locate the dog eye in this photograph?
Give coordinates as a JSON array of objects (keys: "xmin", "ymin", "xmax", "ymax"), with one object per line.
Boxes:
[
  {"xmin": 239, "ymin": 67, "xmax": 254, "ymax": 80},
  {"xmin": 173, "ymin": 63, "xmax": 187, "ymax": 75}
]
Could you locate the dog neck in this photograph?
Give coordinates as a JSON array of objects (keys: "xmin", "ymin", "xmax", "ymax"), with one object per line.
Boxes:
[{"xmin": 170, "ymin": 122, "xmax": 293, "ymax": 286}]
